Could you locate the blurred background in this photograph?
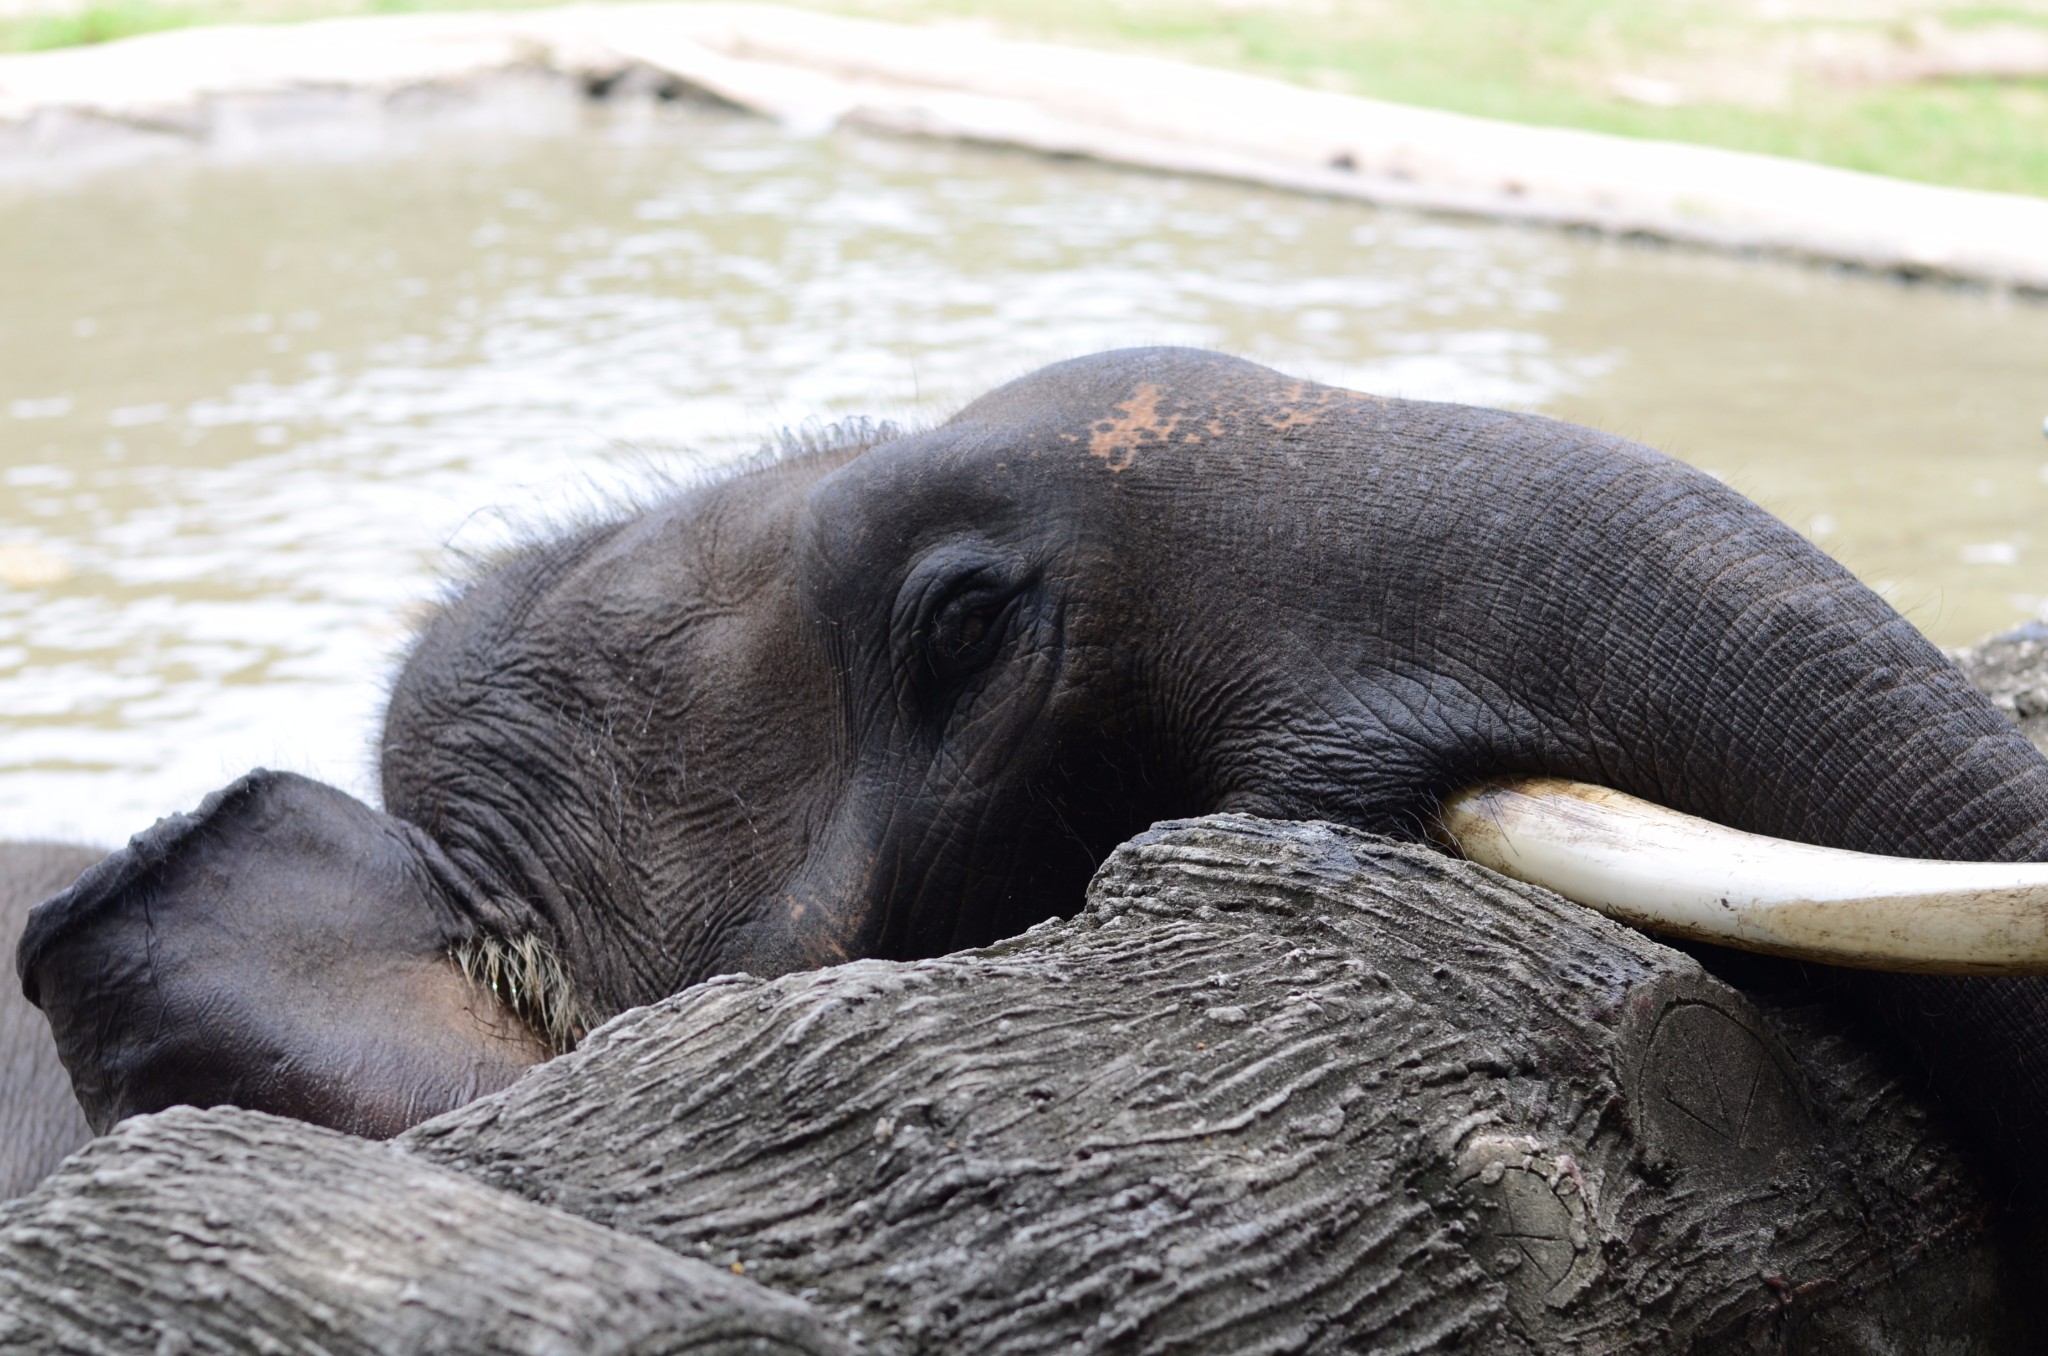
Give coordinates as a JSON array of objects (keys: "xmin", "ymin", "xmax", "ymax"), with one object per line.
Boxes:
[{"xmin": 3, "ymin": 0, "xmax": 2046, "ymax": 843}]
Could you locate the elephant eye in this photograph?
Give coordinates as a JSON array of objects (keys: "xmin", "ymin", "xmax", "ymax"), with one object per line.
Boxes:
[
  {"xmin": 929, "ymin": 589, "xmax": 1011, "ymax": 677},
  {"xmin": 895, "ymin": 548, "xmax": 1037, "ymax": 693},
  {"xmin": 953, "ymin": 607, "xmax": 993, "ymax": 651}
]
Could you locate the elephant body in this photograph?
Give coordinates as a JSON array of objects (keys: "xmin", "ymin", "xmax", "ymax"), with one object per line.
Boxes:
[
  {"xmin": 2, "ymin": 842, "xmax": 97, "ymax": 1198},
  {"xmin": 20, "ymin": 347, "xmax": 2048, "ymax": 1215}
]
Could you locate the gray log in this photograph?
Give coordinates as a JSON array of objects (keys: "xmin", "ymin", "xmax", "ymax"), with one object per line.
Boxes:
[
  {"xmin": 398, "ymin": 818, "xmax": 2023, "ymax": 1354},
  {"xmin": 1, "ymin": 843, "xmax": 100, "ymax": 1200},
  {"xmin": 0, "ymin": 1106, "xmax": 851, "ymax": 1355},
  {"xmin": 1954, "ymin": 620, "xmax": 2048, "ymax": 757},
  {"xmin": 0, "ymin": 817, "xmax": 2030, "ymax": 1352},
  {"xmin": 7, "ymin": 808, "xmax": 2044, "ymax": 1348}
]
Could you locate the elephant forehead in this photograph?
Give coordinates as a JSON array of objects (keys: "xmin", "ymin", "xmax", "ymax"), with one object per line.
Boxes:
[
  {"xmin": 942, "ymin": 346, "xmax": 1387, "ymax": 477},
  {"xmin": 798, "ymin": 389, "xmax": 1382, "ymax": 580},
  {"xmin": 1070, "ymin": 376, "xmax": 1384, "ymax": 473}
]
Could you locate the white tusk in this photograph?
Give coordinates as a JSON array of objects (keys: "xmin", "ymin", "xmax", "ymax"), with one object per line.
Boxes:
[{"xmin": 1438, "ymin": 777, "xmax": 2048, "ymax": 975}]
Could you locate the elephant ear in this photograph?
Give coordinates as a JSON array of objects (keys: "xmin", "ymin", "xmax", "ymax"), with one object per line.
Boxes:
[{"xmin": 17, "ymin": 770, "xmax": 549, "ymax": 1139}]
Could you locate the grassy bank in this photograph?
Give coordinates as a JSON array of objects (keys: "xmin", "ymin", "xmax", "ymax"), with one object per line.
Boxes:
[{"xmin": 6, "ymin": 0, "xmax": 2047, "ymax": 197}]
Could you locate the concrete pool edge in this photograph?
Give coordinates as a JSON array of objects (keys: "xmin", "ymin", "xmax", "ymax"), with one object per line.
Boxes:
[{"xmin": 2, "ymin": 2, "xmax": 2047, "ymax": 295}]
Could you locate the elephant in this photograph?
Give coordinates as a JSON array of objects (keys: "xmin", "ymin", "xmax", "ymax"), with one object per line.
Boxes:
[
  {"xmin": 2, "ymin": 842, "xmax": 98, "ymax": 1198},
  {"xmin": 20, "ymin": 346, "xmax": 2048, "ymax": 1217}
]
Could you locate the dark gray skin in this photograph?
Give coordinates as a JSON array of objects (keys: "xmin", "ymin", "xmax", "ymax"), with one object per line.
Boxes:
[
  {"xmin": 18, "ymin": 774, "xmax": 549, "ymax": 1138},
  {"xmin": 21, "ymin": 348, "xmax": 2048, "ymax": 1209},
  {"xmin": 1, "ymin": 842, "xmax": 98, "ymax": 1198}
]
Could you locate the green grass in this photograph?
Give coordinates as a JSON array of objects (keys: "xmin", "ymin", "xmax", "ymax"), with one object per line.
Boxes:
[
  {"xmin": 7, "ymin": 0, "xmax": 2047, "ymax": 197},
  {"xmin": 0, "ymin": 0, "xmax": 568, "ymax": 51},
  {"xmin": 4, "ymin": 0, "xmax": 194, "ymax": 50}
]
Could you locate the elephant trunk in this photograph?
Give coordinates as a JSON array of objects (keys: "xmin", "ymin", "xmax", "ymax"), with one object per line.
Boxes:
[
  {"xmin": 1397, "ymin": 413, "xmax": 2048, "ymax": 1199},
  {"xmin": 1138, "ymin": 385, "xmax": 2048, "ymax": 1204}
]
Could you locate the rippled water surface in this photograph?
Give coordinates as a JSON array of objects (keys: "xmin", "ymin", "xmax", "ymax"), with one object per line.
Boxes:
[{"xmin": 4, "ymin": 100, "xmax": 2047, "ymax": 842}]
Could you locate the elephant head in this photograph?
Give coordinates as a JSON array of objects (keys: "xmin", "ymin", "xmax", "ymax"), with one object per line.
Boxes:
[{"xmin": 21, "ymin": 348, "xmax": 2048, "ymax": 1186}]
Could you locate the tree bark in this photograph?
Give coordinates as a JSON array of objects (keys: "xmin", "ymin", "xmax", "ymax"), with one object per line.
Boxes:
[
  {"xmin": 1954, "ymin": 622, "xmax": 2048, "ymax": 758},
  {"xmin": 1, "ymin": 817, "xmax": 2025, "ymax": 1353},
  {"xmin": 0, "ymin": 1108, "xmax": 851, "ymax": 1355}
]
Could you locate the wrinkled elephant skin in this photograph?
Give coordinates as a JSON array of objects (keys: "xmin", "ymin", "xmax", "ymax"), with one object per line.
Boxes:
[
  {"xmin": 18, "ymin": 772, "xmax": 547, "ymax": 1139},
  {"xmin": 1, "ymin": 842, "xmax": 98, "ymax": 1197}
]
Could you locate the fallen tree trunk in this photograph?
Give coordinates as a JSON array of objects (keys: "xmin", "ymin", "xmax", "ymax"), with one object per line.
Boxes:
[
  {"xmin": 1, "ymin": 816, "xmax": 2026, "ymax": 1352},
  {"xmin": 0, "ymin": 1110, "xmax": 852, "ymax": 1354},
  {"xmin": 1954, "ymin": 621, "xmax": 2048, "ymax": 759}
]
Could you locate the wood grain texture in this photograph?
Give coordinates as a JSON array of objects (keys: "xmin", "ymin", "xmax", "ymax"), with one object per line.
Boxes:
[
  {"xmin": 0, "ymin": 1106, "xmax": 851, "ymax": 1355},
  {"xmin": 1955, "ymin": 622, "xmax": 2048, "ymax": 758},
  {"xmin": 403, "ymin": 817, "xmax": 2020, "ymax": 1354}
]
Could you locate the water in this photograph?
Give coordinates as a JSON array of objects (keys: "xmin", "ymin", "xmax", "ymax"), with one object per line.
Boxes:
[{"xmin": 3, "ymin": 99, "xmax": 2047, "ymax": 843}]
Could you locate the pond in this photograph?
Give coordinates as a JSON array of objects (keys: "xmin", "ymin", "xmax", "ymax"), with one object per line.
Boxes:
[{"xmin": 4, "ymin": 96, "xmax": 2047, "ymax": 844}]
